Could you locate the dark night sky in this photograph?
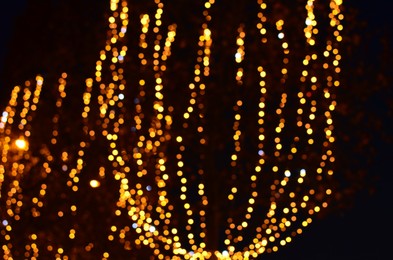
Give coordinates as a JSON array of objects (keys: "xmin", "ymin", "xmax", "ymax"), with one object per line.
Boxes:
[
  {"xmin": 0, "ymin": 0, "xmax": 27, "ymax": 73},
  {"xmin": 0, "ymin": 1, "xmax": 392, "ymax": 259}
]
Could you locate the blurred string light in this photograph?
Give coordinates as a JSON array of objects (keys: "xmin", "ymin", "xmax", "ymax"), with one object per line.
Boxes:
[{"xmin": 0, "ymin": 0, "xmax": 343, "ymax": 259}]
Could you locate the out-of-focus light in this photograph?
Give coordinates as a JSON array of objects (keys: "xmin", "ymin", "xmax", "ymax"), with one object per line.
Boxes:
[
  {"xmin": 1, "ymin": 111, "xmax": 8, "ymax": 122},
  {"xmin": 36, "ymin": 75, "xmax": 44, "ymax": 85},
  {"xmin": 90, "ymin": 179, "xmax": 100, "ymax": 188},
  {"xmin": 15, "ymin": 138, "xmax": 28, "ymax": 150},
  {"xmin": 149, "ymin": 225, "xmax": 156, "ymax": 232}
]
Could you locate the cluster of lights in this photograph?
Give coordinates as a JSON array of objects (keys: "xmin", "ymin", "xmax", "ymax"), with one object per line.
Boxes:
[{"xmin": 0, "ymin": 0, "xmax": 343, "ymax": 259}]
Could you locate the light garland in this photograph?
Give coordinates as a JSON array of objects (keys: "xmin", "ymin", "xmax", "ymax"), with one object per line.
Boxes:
[{"xmin": 0, "ymin": 0, "xmax": 343, "ymax": 259}]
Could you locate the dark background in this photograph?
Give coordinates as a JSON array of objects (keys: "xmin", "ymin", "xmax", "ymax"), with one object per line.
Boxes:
[{"xmin": 1, "ymin": 0, "xmax": 392, "ymax": 259}]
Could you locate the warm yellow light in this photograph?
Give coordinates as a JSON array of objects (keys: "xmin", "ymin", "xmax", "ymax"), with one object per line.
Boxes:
[
  {"xmin": 15, "ymin": 138, "xmax": 28, "ymax": 150},
  {"xmin": 0, "ymin": 0, "xmax": 344, "ymax": 258},
  {"xmin": 90, "ymin": 180, "xmax": 101, "ymax": 188}
]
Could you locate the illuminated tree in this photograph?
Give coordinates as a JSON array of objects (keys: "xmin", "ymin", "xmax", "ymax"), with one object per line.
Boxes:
[{"xmin": 0, "ymin": 0, "xmax": 344, "ymax": 259}]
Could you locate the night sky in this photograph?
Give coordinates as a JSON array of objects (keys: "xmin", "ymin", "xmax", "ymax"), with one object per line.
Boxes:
[{"xmin": 1, "ymin": 1, "xmax": 392, "ymax": 259}]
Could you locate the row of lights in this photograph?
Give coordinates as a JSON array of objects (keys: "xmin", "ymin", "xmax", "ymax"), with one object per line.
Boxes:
[{"xmin": 0, "ymin": 0, "xmax": 343, "ymax": 259}]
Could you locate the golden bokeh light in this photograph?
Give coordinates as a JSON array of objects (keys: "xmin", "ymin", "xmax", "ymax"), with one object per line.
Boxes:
[
  {"xmin": 0, "ymin": 0, "xmax": 344, "ymax": 259},
  {"xmin": 90, "ymin": 179, "xmax": 101, "ymax": 188},
  {"xmin": 14, "ymin": 138, "xmax": 28, "ymax": 151}
]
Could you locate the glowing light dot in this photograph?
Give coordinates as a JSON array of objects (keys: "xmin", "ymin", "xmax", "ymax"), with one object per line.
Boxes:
[
  {"xmin": 15, "ymin": 138, "xmax": 28, "ymax": 150},
  {"xmin": 149, "ymin": 226, "xmax": 156, "ymax": 232},
  {"xmin": 1, "ymin": 111, "xmax": 8, "ymax": 122},
  {"xmin": 90, "ymin": 180, "xmax": 101, "ymax": 188}
]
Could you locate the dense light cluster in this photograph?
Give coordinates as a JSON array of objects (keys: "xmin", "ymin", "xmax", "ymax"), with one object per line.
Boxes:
[{"xmin": 0, "ymin": 0, "xmax": 343, "ymax": 259}]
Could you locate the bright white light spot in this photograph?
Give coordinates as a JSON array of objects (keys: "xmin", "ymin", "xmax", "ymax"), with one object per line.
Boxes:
[
  {"xmin": 284, "ymin": 170, "xmax": 291, "ymax": 177},
  {"xmin": 258, "ymin": 150, "xmax": 265, "ymax": 156},
  {"xmin": 132, "ymin": 223, "xmax": 138, "ymax": 229},
  {"xmin": 300, "ymin": 168, "xmax": 306, "ymax": 176},
  {"xmin": 222, "ymin": 250, "xmax": 229, "ymax": 257},
  {"xmin": 118, "ymin": 93, "xmax": 124, "ymax": 100},
  {"xmin": 235, "ymin": 52, "xmax": 242, "ymax": 60},
  {"xmin": 278, "ymin": 32, "xmax": 284, "ymax": 39},
  {"xmin": 15, "ymin": 138, "xmax": 27, "ymax": 150},
  {"xmin": 2, "ymin": 220, "xmax": 8, "ymax": 226},
  {"xmin": 121, "ymin": 27, "xmax": 127, "ymax": 33},
  {"xmin": 89, "ymin": 180, "xmax": 100, "ymax": 188},
  {"xmin": 305, "ymin": 18, "xmax": 312, "ymax": 26},
  {"xmin": 146, "ymin": 185, "xmax": 152, "ymax": 191},
  {"xmin": 149, "ymin": 225, "xmax": 156, "ymax": 232},
  {"xmin": 118, "ymin": 55, "xmax": 124, "ymax": 61},
  {"xmin": 1, "ymin": 111, "xmax": 8, "ymax": 122}
]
